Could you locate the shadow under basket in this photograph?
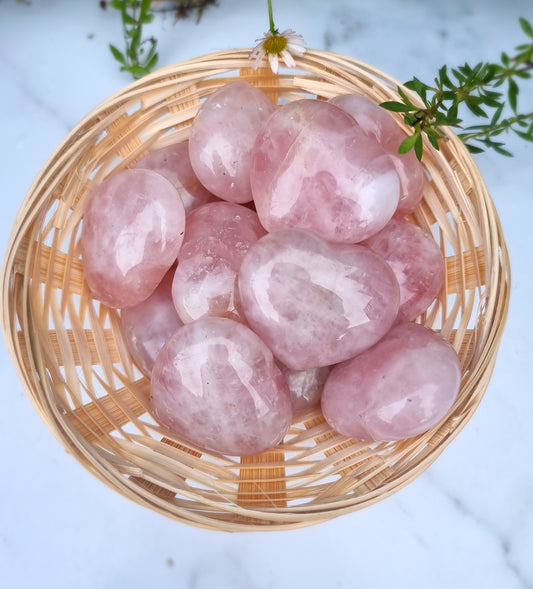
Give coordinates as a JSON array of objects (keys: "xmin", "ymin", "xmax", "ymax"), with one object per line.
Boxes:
[{"xmin": 1, "ymin": 49, "xmax": 510, "ymax": 532}]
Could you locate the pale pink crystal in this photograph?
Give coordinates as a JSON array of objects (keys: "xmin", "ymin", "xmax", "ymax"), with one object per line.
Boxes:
[
  {"xmin": 150, "ymin": 316, "xmax": 293, "ymax": 456},
  {"xmin": 120, "ymin": 267, "xmax": 183, "ymax": 376},
  {"xmin": 250, "ymin": 99, "xmax": 400, "ymax": 243},
  {"xmin": 134, "ymin": 141, "xmax": 215, "ymax": 213},
  {"xmin": 81, "ymin": 169, "xmax": 186, "ymax": 308},
  {"xmin": 172, "ymin": 201, "xmax": 266, "ymax": 323},
  {"xmin": 279, "ymin": 364, "xmax": 330, "ymax": 415},
  {"xmin": 321, "ymin": 322, "xmax": 461, "ymax": 441},
  {"xmin": 238, "ymin": 229, "xmax": 400, "ymax": 370},
  {"xmin": 363, "ymin": 218, "xmax": 445, "ymax": 322},
  {"xmin": 329, "ymin": 93, "xmax": 425, "ymax": 217},
  {"xmin": 188, "ymin": 80, "xmax": 277, "ymax": 203}
]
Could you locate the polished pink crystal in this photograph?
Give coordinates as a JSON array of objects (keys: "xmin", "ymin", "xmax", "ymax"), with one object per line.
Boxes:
[
  {"xmin": 250, "ymin": 99, "xmax": 400, "ymax": 243},
  {"xmin": 171, "ymin": 201, "xmax": 266, "ymax": 323},
  {"xmin": 279, "ymin": 364, "xmax": 330, "ymax": 416},
  {"xmin": 134, "ymin": 141, "xmax": 215, "ymax": 213},
  {"xmin": 188, "ymin": 80, "xmax": 277, "ymax": 203},
  {"xmin": 120, "ymin": 267, "xmax": 183, "ymax": 376},
  {"xmin": 238, "ymin": 229, "xmax": 400, "ymax": 370},
  {"xmin": 363, "ymin": 218, "xmax": 445, "ymax": 322},
  {"xmin": 321, "ymin": 322, "xmax": 461, "ymax": 441},
  {"xmin": 330, "ymin": 93, "xmax": 425, "ymax": 217},
  {"xmin": 150, "ymin": 316, "xmax": 293, "ymax": 456},
  {"xmin": 81, "ymin": 169, "xmax": 186, "ymax": 308}
]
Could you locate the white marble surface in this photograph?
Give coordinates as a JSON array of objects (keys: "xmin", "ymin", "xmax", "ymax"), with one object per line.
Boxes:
[{"xmin": 1, "ymin": 1, "xmax": 533, "ymax": 587}]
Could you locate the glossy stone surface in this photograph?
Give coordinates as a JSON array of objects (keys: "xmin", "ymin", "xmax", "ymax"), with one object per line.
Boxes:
[
  {"xmin": 188, "ymin": 80, "xmax": 277, "ymax": 203},
  {"xmin": 279, "ymin": 364, "xmax": 331, "ymax": 415},
  {"xmin": 120, "ymin": 267, "xmax": 183, "ymax": 376},
  {"xmin": 321, "ymin": 322, "xmax": 461, "ymax": 441},
  {"xmin": 134, "ymin": 141, "xmax": 215, "ymax": 213},
  {"xmin": 250, "ymin": 99, "xmax": 400, "ymax": 243},
  {"xmin": 363, "ymin": 218, "xmax": 445, "ymax": 322},
  {"xmin": 150, "ymin": 317, "xmax": 293, "ymax": 456},
  {"xmin": 330, "ymin": 93, "xmax": 425, "ymax": 217},
  {"xmin": 172, "ymin": 201, "xmax": 266, "ymax": 323},
  {"xmin": 81, "ymin": 169, "xmax": 186, "ymax": 308},
  {"xmin": 238, "ymin": 229, "xmax": 400, "ymax": 370}
]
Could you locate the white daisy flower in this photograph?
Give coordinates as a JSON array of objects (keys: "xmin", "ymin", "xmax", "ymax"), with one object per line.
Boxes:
[{"xmin": 249, "ymin": 29, "xmax": 306, "ymax": 74}]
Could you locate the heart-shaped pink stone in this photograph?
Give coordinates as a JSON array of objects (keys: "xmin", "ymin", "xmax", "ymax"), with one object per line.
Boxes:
[
  {"xmin": 81, "ymin": 169, "xmax": 186, "ymax": 308},
  {"xmin": 188, "ymin": 80, "xmax": 277, "ymax": 204},
  {"xmin": 238, "ymin": 229, "xmax": 400, "ymax": 370},
  {"xmin": 250, "ymin": 99, "xmax": 400, "ymax": 243},
  {"xmin": 151, "ymin": 317, "xmax": 292, "ymax": 456},
  {"xmin": 321, "ymin": 322, "xmax": 461, "ymax": 441}
]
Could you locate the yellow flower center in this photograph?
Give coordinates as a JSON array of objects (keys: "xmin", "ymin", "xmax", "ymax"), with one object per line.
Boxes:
[{"xmin": 263, "ymin": 34, "xmax": 288, "ymax": 55}]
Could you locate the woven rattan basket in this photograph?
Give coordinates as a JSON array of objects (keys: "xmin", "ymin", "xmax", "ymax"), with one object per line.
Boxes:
[{"xmin": 1, "ymin": 49, "xmax": 510, "ymax": 531}]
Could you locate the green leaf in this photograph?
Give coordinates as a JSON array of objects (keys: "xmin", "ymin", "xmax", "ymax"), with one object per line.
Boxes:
[
  {"xmin": 380, "ymin": 101, "xmax": 413, "ymax": 113},
  {"xmin": 414, "ymin": 133, "xmax": 424, "ymax": 160},
  {"xmin": 109, "ymin": 1, "xmax": 123, "ymax": 9},
  {"xmin": 508, "ymin": 78, "xmax": 519, "ymax": 112},
  {"xmin": 140, "ymin": 0, "xmax": 152, "ymax": 19},
  {"xmin": 109, "ymin": 44, "xmax": 126, "ymax": 65},
  {"xmin": 515, "ymin": 129, "xmax": 533, "ymax": 141},
  {"xmin": 519, "ymin": 17, "xmax": 533, "ymax": 39},
  {"xmin": 465, "ymin": 143, "xmax": 485, "ymax": 154},
  {"xmin": 122, "ymin": 12, "xmax": 137, "ymax": 26},
  {"xmin": 398, "ymin": 133, "xmax": 419, "ymax": 154}
]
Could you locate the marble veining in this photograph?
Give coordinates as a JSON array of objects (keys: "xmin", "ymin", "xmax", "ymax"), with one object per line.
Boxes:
[{"xmin": 1, "ymin": 1, "xmax": 532, "ymax": 588}]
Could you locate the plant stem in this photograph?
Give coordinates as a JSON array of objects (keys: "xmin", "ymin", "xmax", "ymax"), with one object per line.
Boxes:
[{"xmin": 267, "ymin": 0, "xmax": 277, "ymax": 35}]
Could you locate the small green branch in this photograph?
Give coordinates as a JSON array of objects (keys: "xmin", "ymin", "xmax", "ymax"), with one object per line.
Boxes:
[
  {"xmin": 109, "ymin": 0, "xmax": 158, "ymax": 79},
  {"xmin": 267, "ymin": 0, "xmax": 277, "ymax": 35},
  {"xmin": 381, "ymin": 17, "xmax": 533, "ymax": 160}
]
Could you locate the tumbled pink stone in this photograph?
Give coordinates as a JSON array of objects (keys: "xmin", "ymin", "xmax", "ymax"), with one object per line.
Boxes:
[
  {"xmin": 238, "ymin": 229, "xmax": 400, "ymax": 370},
  {"xmin": 330, "ymin": 93, "xmax": 425, "ymax": 217},
  {"xmin": 134, "ymin": 141, "xmax": 215, "ymax": 213},
  {"xmin": 250, "ymin": 99, "xmax": 400, "ymax": 243},
  {"xmin": 188, "ymin": 80, "xmax": 277, "ymax": 203},
  {"xmin": 151, "ymin": 317, "xmax": 293, "ymax": 456},
  {"xmin": 172, "ymin": 201, "xmax": 266, "ymax": 323},
  {"xmin": 120, "ymin": 267, "xmax": 183, "ymax": 376},
  {"xmin": 81, "ymin": 169, "xmax": 186, "ymax": 308},
  {"xmin": 322, "ymin": 322, "xmax": 461, "ymax": 441},
  {"xmin": 279, "ymin": 364, "xmax": 331, "ymax": 416},
  {"xmin": 363, "ymin": 218, "xmax": 445, "ymax": 322}
]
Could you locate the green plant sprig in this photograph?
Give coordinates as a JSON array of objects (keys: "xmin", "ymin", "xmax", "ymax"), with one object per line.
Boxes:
[
  {"xmin": 381, "ymin": 17, "xmax": 533, "ymax": 160},
  {"xmin": 109, "ymin": 0, "xmax": 158, "ymax": 80}
]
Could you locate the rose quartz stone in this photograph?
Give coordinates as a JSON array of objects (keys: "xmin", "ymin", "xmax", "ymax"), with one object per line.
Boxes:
[
  {"xmin": 250, "ymin": 99, "xmax": 400, "ymax": 243},
  {"xmin": 172, "ymin": 201, "xmax": 266, "ymax": 323},
  {"xmin": 81, "ymin": 169, "xmax": 186, "ymax": 308},
  {"xmin": 279, "ymin": 364, "xmax": 330, "ymax": 415},
  {"xmin": 321, "ymin": 322, "xmax": 461, "ymax": 441},
  {"xmin": 238, "ymin": 229, "xmax": 400, "ymax": 370},
  {"xmin": 134, "ymin": 141, "xmax": 215, "ymax": 213},
  {"xmin": 188, "ymin": 80, "xmax": 277, "ymax": 203},
  {"xmin": 151, "ymin": 317, "xmax": 293, "ymax": 456},
  {"xmin": 120, "ymin": 267, "xmax": 183, "ymax": 376},
  {"xmin": 363, "ymin": 218, "xmax": 445, "ymax": 322},
  {"xmin": 330, "ymin": 94, "xmax": 425, "ymax": 217}
]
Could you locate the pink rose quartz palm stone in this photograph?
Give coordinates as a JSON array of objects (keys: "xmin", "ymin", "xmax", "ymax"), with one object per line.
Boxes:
[
  {"xmin": 321, "ymin": 322, "xmax": 461, "ymax": 441},
  {"xmin": 81, "ymin": 168, "xmax": 186, "ymax": 308},
  {"xmin": 330, "ymin": 93, "xmax": 425, "ymax": 217},
  {"xmin": 172, "ymin": 201, "xmax": 266, "ymax": 323},
  {"xmin": 150, "ymin": 317, "xmax": 293, "ymax": 456},
  {"xmin": 188, "ymin": 80, "xmax": 277, "ymax": 203},
  {"xmin": 238, "ymin": 229, "xmax": 400, "ymax": 370},
  {"xmin": 250, "ymin": 99, "xmax": 400, "ymax": 243},
  {"xmin": 134, "ymin": 141, "xmax": 215, "ymax": 213},
  {"xmin": 120, "ymin": 267, "xmax": 183, "ymax": 376},
  {"xmin": 363, "ymin": 218, "xmax": 445, "ymax": 322}
]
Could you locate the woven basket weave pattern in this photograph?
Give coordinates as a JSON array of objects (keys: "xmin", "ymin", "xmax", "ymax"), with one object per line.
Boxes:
[{"xmin": 1, "ymin": 49, "xmax": 510, "ymax": 531}]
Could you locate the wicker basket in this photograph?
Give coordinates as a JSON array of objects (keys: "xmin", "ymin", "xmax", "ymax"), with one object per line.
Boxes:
[{"xmin": 1, "ymin": 49, "xmax": 510, "ymax": 532}]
